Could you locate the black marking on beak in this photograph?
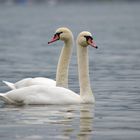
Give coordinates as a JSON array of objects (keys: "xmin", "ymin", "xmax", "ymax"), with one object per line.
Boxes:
[
  {"xmin": 84, "ymin": 35, "xmax": 93, "ymax": 41},
  {"xmin": 54, "ymin": 31, "xmax": 63, "ymax": 38}
]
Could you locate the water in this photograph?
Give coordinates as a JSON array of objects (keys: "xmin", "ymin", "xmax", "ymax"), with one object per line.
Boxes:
[{"xmin": 0, "ymin": 1, "xmax": 140, "ymax": 140}]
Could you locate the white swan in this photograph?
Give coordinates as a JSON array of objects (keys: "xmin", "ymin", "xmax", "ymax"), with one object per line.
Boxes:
[
  {"xmin": 3, "ymin": 27, "xmax": 73, "ymax": 89},
  {"xmin": 0, "ymin": 31, "xmax": 97, "ymax": 105}
]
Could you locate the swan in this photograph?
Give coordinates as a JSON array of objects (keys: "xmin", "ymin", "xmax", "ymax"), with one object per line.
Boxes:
[
  {"xmin": 0, "ymin": 31, "xmax": 98, "ymax": 105},
  {"xmin": 3, "ymin": 27, "xmax": 73, "ymax": 89}
]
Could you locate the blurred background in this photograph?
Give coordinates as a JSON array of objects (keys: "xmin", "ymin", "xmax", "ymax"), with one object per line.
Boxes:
[
  {"xmin": 0, "ymin": 0, "xmax": 140, "ymax": 140},
  {"xmin": 0, "ymin": 0, "xmax": 140, "ymax": 4},
  {"xmin": 0, "ymin": 0, "xmax": 140, "ymax": 5}
]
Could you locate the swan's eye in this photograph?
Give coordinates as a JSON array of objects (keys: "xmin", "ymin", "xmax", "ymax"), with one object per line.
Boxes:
[
  {"xmin": 54, "ymin": 32, "xmax": 63, "ymax": 38},
  {"xmin": 84, "ymin": 36, "xmax": 93, "ymax": 41}
]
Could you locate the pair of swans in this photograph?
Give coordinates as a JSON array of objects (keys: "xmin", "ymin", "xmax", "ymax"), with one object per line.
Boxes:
[{"xmin": 0, "ymin": 27, "xmax": 97, "ymax": 105}]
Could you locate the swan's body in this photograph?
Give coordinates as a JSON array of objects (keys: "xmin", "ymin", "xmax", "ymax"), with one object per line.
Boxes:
[
  {"xmin": 3, "ymin": 78, "xmax": 56, "ymax": 90},
  {"xmin": 0, "ymin": 85, "xmax": 81, "ymax": 105},
  {"xmin": 0, "ymin": 31, "xmax": 97, "ymax": 105},
  {"xmin": 3, "ymin": 27, "xmax": 73, "ymax": 89}
]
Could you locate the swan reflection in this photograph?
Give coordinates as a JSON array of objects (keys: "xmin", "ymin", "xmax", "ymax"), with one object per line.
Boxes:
[
  {"xmin": 78, "ymin": 104, "xmax": 94, "ymax": 140},
  {"xmin": 0, "ymin": 104, "xmax": 94, "ymax": 140},
  {"xmin": 60, "ymin": 104, "xmax": 94, "ymax": 140}
]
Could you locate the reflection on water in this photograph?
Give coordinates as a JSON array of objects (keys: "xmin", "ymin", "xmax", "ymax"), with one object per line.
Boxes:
[
  {"xmin": 78, "ymin": 105, "xmax": 94, "ymax": 140},
  {"xmin": 0, "ymin": 104, "xmax": 94, "ymax": 140}
]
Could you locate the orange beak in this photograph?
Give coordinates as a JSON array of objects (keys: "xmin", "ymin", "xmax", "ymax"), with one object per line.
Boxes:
[
  {"xmin": 48, "ymin": 34, "xmax": 59, "ymax": 44},
  {"xmin": 87, "ymin": 38, "xmax": 98, "ymax": 49}
]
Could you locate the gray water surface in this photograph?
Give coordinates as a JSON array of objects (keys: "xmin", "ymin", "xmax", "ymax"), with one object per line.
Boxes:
[{"xmin": 0, "ymin": 1, "xmax": 140, "ymax": 140}]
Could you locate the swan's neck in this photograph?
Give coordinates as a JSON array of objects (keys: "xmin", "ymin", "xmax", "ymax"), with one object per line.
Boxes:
[
  {"xmin": 56, "ymin": 39, "xmax": 73, "ymax": 88},
  {"xmin": 77, "ymin": 44, "xmax": 95, "ymax": 103}
]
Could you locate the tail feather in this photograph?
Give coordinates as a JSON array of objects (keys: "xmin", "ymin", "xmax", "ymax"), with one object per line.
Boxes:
[
  {"xmin": 2, "ymin": 81, "xmax": 16, "ymax": 90},
  {"xmin": 0, "ymin": 93, "xmax": 15, "ymax": 104}
]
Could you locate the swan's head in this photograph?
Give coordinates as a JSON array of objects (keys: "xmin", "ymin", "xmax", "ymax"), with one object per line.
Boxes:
[
  {"xmin": 48, "ymin": 27, "xmax": 73, "ymax": 44},
  {"xmin": 77, "ymin": 31, "xmax": 98, "ymax": 49}
]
